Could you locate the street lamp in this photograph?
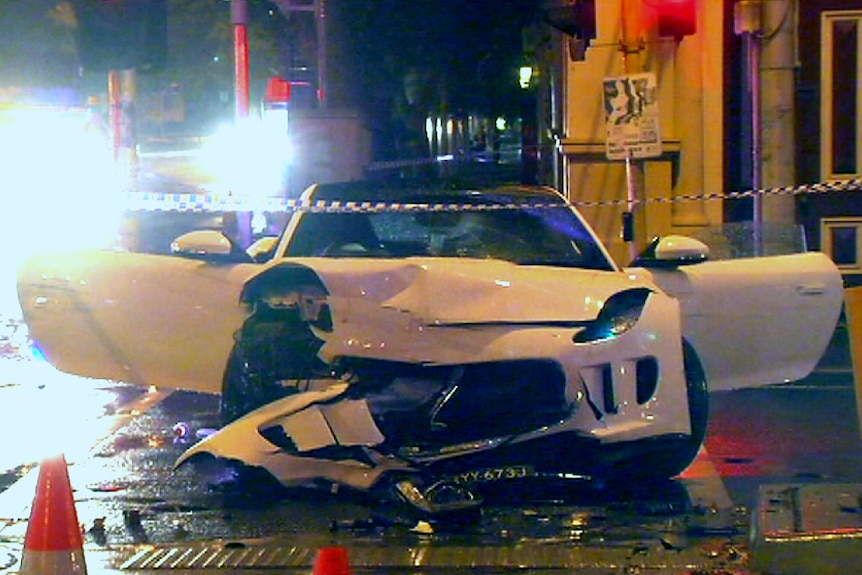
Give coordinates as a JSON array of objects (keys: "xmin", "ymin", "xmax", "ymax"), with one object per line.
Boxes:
[{"xmin": 519, "ymin": 66, "xmax": 534, "ymax": 90}]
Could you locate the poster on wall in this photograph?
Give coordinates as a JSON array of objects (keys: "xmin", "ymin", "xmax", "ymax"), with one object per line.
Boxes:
[{"xmin": 603, "ymin": 72, "xmax": 663, "ymax": 161}]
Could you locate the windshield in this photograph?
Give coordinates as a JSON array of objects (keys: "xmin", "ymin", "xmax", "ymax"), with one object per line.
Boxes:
[{"xmin": 285, "ymin": 204, "xmax": 614, "ymax": 271}]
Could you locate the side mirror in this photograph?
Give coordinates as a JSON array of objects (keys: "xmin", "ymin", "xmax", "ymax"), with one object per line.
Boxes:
[
  {"xmin": 170, "ymin": 230, "xmax": 251, "ymax": 263},
  {"xmin": 246, "ymin": 236, "xmax": 279, "ymax": 262},
  {"xmin": 630, "ymin": 235, "xmax": 710, "ymax": 268}
]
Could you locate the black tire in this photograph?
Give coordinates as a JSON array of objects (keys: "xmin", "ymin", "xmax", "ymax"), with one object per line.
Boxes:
[
  {"xmin": 221, "ymin": 306, "xmax": 328, "ymax": 425},
  {"xmin": 667, "ymin": 339, "xmax": 710, "ymax": 474},
  {"xmin": 607, "ymin": 339, "xmax": 709, "ymax": 481},
  {"xmin": 221, "ymin": 342, "xmax": 286, "ymax": 425}
]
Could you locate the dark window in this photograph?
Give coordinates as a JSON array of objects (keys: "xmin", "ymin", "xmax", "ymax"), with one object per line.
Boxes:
[
  {"xmin": 832, "ymin": 19, "xmax": 858, "ymax": 174},
  {"xmin": 831, "ymin": 225, "xmax": 858, "ymax": 266},
  {"xmin": 285, "ymin": 205, "xmax": 614, "ymax": 271}
]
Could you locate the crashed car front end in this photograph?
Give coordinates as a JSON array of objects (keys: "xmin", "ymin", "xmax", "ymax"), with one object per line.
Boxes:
[{"xmin": 176, "ymin": 258, "xmax": 694, "ymax": 498}]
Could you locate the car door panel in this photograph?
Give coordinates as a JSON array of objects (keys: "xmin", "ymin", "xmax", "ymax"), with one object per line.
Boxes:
[
  {"xmin": 17, "ymin": 250, "xmax": 262, "ymax": 393},
  {"xmin": 628, "ymin": 252, "xmax": 844, "ymax": 391}
]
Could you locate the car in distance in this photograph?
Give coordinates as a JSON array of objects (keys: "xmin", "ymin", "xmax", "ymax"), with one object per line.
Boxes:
[{"xmin": 17, "ymin": 183, "xmax": 844, "ymax": 514}]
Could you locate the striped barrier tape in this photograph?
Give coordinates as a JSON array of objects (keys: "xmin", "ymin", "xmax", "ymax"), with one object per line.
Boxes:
[
  {"xmin": 121, "ymin": 178, "xmax": 862, "ymax": 213},
  {"xmin": 122, "ymin": 193, "xmax": 566, "ymax": 214},
  {"xmin": 572, "ymin": 178, "xmax": 862, "ymax": 208}
]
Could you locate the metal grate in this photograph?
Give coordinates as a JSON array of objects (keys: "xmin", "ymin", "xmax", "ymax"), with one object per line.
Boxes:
[{"xmin": 119, "ymin": 540, "xmax": 709, "ymax": 571}]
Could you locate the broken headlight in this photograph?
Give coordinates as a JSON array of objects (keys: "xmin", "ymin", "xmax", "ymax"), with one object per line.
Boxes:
[{"xmin": 573, "ymin": 288, "xmax": 651, "ymax": 343}]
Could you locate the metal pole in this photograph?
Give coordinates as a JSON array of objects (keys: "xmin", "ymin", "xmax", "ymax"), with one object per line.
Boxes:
[
  {"xmin": 232, "ymin": 0, "xmax": 250, "ymax": 120},
  {"xmin": 748, "ymin": 31, "xmax": 763, "ymax": 255},
  {"xmin": 230, "ymin": 0, "xmax": 252, "ymax": 248},
  {"xmin": 620, "ymin": 0, "xmax": 645, "ymax": 262},
  {"xmin": 121, "ymin": 68, "xmax": 138, "ymax": 183},
  {"xmin": 317, "ymin": 0, "xmax": 327, "ymax": 107},
  {"xmin": 735, "ymin": 0, "xmax": 763, "ymax": 255}
]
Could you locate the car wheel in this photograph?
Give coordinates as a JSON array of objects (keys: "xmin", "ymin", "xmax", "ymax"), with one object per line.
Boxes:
[
  {"xmin": 665, "ymin": 339, "xmax": 709, "ymax": 474},
  {"xmin": 221, "ymin": 312, "xmax": 328, "ymax": 424},
  {"xmin": 608, "ymin": 339, "xmax": 709, "ymax": 482},
  {"xmin": 221, "ymin": 343, "xmax": 270, "ymax": 424}
]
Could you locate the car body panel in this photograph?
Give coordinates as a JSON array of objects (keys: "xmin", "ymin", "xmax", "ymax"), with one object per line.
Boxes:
[
  {"xmin": 628, "ymin": 251, "xmax": 844, "ymax": 391},
  {"xmin": 270, "ymin": 258, "xmax": 647, "ymax": 366},
  {"xmin": 18, "ymin": 245, "xmax": 843, "ymax": 397},
  {"xmin": 18, "ymin": 250, "xmax": 653, "ymax": 391},
  {"xmin": 176, "ymin": 383, "xmax": 415, "ymax": 492},
  {"xmin": 17, "ymin": 249, "xmax": 260, "ymax": 392}
]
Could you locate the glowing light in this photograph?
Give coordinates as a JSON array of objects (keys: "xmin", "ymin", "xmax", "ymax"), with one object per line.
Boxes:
[
  {"xmin": 519, "ymin": 66, "xmax": 534, "ymax": 89},
  {"xmin": 198, "ymin": 116, "xmax": 290, "ymax": 198},
  {"xmin": 567, "ymin": 512, "xmax": 590, "ymax": 527},
  {"xmin": 0, "ymin": 104, "xmax": 124, "ymax": 268},
  {"xmin": 425, "ymin": 117, "xmax": 434, "ymax": 143},
  {"xmin": 252, "ymin": 211, "xmax": 268, "ymax": 234},
  {"xmin": 0, "ymin": 366, "xmax": 133, "ymax": 470}
]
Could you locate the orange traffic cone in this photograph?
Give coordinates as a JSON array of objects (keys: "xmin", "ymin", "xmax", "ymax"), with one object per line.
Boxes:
[
  {"xmin": 313, "ymin": 546, "xmax": 352, "ymax": 575},
  {"xmin": 19, "ymin": 453, "xmax": 87, "ymax": 575}
]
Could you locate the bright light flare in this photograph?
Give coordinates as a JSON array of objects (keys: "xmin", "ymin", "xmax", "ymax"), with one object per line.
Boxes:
[
  {"xmin": 519, "ymin": 66, "xmax": 534, "ymax": 89},
  {"xmin": 0, "ymin": 361, "xmax": 126, "ymax": 471},
  {"xmin": 199, "ymin": 116, "xmax": 290, "ymax": 199},
  {"xmin": 0, "ymin": 106, "xmax": 123, "ymax": 257},
  {"xmin": 0, "ymin": 105, "xmax": 126, "ymax": 316}
]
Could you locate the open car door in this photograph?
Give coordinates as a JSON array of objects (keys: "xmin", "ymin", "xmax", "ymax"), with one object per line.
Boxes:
[
  {"xmin": 628, "ymin": 246, "xmax": 844, "ymax": 391},
  {"xmin": 17, "ymin": 248, "xmax": 262, "ymax": 394}
]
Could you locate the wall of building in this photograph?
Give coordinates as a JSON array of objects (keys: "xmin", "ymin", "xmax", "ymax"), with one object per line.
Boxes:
[
  {"xmin": 555, "ymin": 0, "xmax": 725, "ymax": 265},
  {"xmin": 796, "ymin": 0, "xmax": 862, "ymax": 285}
]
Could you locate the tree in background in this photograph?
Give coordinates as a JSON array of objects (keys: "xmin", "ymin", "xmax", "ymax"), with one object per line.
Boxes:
[
  {"xmin": 326, "ymin": 0, "xmax": 538, "ymax": 162},
  {"xmin": 0, "ymin": 0, "xmax": 78, "ymax": 89},
  {"xmin": 1, "ymin": 0, "xmax": 538, "ymax": 158}
]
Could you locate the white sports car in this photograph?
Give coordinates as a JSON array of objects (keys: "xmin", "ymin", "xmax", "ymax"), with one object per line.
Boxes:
[{"xmin": 17, "ymin": 183, "xmax": 843, "ymax": 514}]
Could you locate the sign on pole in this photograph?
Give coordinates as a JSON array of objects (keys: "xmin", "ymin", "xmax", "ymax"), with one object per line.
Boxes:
[{"xmin": 603, "ymin": 72, "xmax": 662, "ymax": 160}]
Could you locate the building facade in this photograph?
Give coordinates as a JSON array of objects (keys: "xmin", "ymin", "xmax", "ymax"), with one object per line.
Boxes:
[
  {"xmin": 797, "ymin": 1, "xmax": 862, "ymax": 284},
  {"xmin": 546, "ymin": 0, "xmax": 862, "ymax": 274}
]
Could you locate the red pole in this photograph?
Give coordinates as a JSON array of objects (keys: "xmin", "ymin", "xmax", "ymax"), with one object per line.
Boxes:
[
  {"xmin": 232, "ymin": 0, "xmax": 250, "ymax": 120},
  {"xmin": 108, "ymin": 70, "xmax": 122, "ymax": 160},
  {"xmin": 230, "ymin": 0, "xmax": 252, "ymax": 248}
]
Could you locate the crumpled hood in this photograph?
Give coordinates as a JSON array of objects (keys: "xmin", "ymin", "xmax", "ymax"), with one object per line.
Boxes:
[{"xmin": 292, "ymin": 257, "xmax": 651, "ymax": 325}]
